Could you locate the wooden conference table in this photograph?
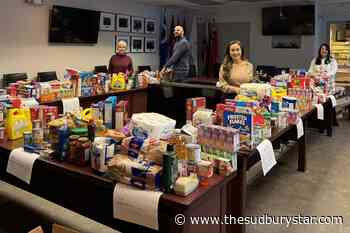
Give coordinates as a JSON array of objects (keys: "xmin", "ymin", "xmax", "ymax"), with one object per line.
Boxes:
[
  {"xmin": 0, "ymin": 138, "xmax": 236, "ymax": 233},
  {"xmin": 0, "ymin": 103, "xmax": 333, "ymax": 233},
  {"xmin": 40, "ymin": 87, "xmax": 148, "ymax": 116},
  {"xmin": 0, "ymin": 82, "xmax": 335, "ymax": 233}
]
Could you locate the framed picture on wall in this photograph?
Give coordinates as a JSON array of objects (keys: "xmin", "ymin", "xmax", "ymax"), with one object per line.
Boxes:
[
  {"xmin": 100, "ymin": 12, "xmax": 115, "ymax": 31},
  {"xmin": 145, "ymin": 38, "xmax": 156, "ymax": 53},
  {"xmin": 116, "ymin": 14, "xmax": 131, "ymax": 32},
  {"xmin": 115, "ymin": 34, "xmax": 130, "ymax": 53},
  {"xmin": 131, "ymin": 16, "xmax": 145, "ymax": 34},
  {"xmin": 145, "ymin": 19, "xmax": 156, "ymax": 34},
  {"xmin": 131, "ymin": 36, "xmax": 144, "ymax": 53}
]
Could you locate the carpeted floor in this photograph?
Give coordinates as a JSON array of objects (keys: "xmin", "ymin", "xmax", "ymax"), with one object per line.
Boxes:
[{"xmin": 246, "ymin": 119, "xmax": 350, "ymax": 233}]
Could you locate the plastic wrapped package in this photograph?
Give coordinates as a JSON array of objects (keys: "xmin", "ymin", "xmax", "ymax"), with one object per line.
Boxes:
[
  {"xmin": 239, "ymin": 83, "xmax": 272, "ymax": 100},
  {"xmin": 108, "ymin": 154, "xmax": 162, "ymax": 190},
  {"xmin": 130, "ymin": 113, "xmax": 176, "ymax": 139},
  {"xmin": 121, "ymin": 136, "xmax": 166, "ymax": 165},
  {"xmin": 192, "ymin": 109, "xmax": 213, "ymax": 127}
]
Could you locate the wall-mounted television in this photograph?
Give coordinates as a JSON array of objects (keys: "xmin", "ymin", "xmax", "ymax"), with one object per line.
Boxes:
[
  {"xmin": 262, "ymin": 5, "xmax": 315, "ymax": 35},
  {"xmin": 49, "ymin": 5, "xmax": 100, "ymax": 44}
]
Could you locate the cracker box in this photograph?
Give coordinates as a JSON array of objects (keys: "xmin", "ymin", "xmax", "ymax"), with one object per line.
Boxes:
[{"xmin": 186, "ymin": 97, "xmax": 206, "ymax": 121}]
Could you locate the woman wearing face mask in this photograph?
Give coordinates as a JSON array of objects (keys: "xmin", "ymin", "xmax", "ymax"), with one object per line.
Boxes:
[
  {"xmin": 108, "ymin": 40, "xmax": 134, "ymax": 76},
  {"xmin": 308, "ymin": 43, "xmax": 338, "ymax": 95},
  {"xmin": 217, "ymin": 40, "xmax": 253, "ymax": 96}
]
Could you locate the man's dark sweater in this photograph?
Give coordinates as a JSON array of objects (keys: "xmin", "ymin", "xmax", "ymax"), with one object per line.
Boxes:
[{"xmin": 164, "ymin": 37, "xmax": 192, "ymax": 81}]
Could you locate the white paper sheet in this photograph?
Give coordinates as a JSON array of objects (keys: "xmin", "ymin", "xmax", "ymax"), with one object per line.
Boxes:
[
  {"xmin": 113, "ymin": 183, "xmax": 162, "ymax": 230},
  {"xmin": 6, "ymin": 148, "xmax": 40, "ymax": 184},
  {"xmin": 256, "ymin": 139, "xmax": 277, "ymax": 176},
  {"xmin": 315, "ymin": 104, "xmax": 324, "ymax": 120},
  {"xmin": 62, "ymin": 97, "xmax": 80, "ymax": 114},
  {"xmin": 328, "ymin": 95, "xmax": 337, "ymax": 108},
  {"xmin": 296, "ymin": 117, "xmax": 304, "ymax": 139}
]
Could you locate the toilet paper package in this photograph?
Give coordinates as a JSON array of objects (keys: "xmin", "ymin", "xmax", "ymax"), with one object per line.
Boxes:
[{"xmin": 130, "ymin": 113, "xmax": 176, "ymax": 139}]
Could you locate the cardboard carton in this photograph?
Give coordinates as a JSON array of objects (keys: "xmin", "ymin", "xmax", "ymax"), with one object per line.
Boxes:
[{"xmin": 29, "ymin": 224, "xmax": 80, "ymax": 233}]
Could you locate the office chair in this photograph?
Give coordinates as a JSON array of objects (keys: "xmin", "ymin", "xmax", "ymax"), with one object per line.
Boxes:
[
  {"xmin": 276, "ymin": 67, "xmax": 290, "ymax": 75},
  {"xmin": 137, "ymin": 65, "xmax": 151, "ymax": 73},
  {"xmin": 94, "ymin": 65, "xmax": 108, "ymax": 74},
  {"xmin": 37, "ymin": 71, "xmax": 58, "ymax": 82},
  {"xmin": 3, "ymin": 73, "xmax": 28, "ymax": 87},
  {"xmin": 256, "ymin": 65, "xmax": 277, "ymax": 77}
]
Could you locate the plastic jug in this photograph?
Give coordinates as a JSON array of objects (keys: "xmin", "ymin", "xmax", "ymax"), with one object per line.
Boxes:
[{"xmin": 6, "ymin": 108, "xmax": 32, "ymax": 140}]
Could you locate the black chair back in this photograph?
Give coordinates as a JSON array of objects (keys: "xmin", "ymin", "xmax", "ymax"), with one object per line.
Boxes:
[
  {"xmin": 94, "ymin": 65, "xmax": 108, "ymax": 74},
  {"xmin": 275, "ymin": 67, "xmax": 290, "ymax": 75},
  {"xmin": 37, "ymin": 71, "xmax": 58, "ymax": 82},
  {"xmin": 3, "ymin": 73, "xmax": 28, "ymax": 87},
  {"xmin": 137, "ymin": 65, "xmax": 151, "ymax": 73},
  {"xmin": 256, "ymin": 65, "xmax": 277, "ymax": 77}
]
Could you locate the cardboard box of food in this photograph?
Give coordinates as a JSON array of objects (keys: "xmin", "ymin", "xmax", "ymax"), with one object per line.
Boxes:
[{"xmin": 29, "ymin": 224, "xmax": 80, "ymax": 233}]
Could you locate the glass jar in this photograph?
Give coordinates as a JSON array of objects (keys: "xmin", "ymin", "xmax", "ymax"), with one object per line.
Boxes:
[
  {"xmin": 77, "ymin": 137, "xmax": 91, "ymax": 166},
  {"xmin": 68, "ymin": 135, "xmax": 80, "ymax": 163}
]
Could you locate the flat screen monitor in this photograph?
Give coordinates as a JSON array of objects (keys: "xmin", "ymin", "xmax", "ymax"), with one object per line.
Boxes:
[
  {"xmin": 49, "ymin": 5, "xmax": 100, "ymax": 44},
  {"xmin": 262, "ymin": 5, "xmax": 315, "ymax": 35}
]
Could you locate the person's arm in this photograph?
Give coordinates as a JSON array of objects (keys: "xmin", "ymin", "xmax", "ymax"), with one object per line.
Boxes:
[
  {"xmin": 108, "ymin": 57, "xmax": 113, "ymax": 75},
  {"xmin": 329, "ymin": 58, "xmax": 338, "ymax": 76},
  {"xmin": 164, "ymin": 40, "xmax": 189, "ymax": 69},
  {"xmin": 308, "ymin": 58, "xmax": 316, "ymax": 75},
  {"xmin": 247, "ymin": 62, "xmax": 253, "ymax": 82},
  {"xmin": 218, "ymin": 65, "xmax": 239, "ymax": 94},
  {"xmin": 128, "ymin": 56, "xmax": 134, "ymax": 76}
]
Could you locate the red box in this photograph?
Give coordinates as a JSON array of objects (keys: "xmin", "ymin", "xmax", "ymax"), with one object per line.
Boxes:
[
  {"xmin": 30, "ymin": 107, "xmax": 40, "ymax": 121},
  {"xmin": 186, "ymin": 97, "xmax": 206, "ymax": 121},
  {"xmin": 40, "ymin": 106, "xmax": 58, "ymax": 127}
]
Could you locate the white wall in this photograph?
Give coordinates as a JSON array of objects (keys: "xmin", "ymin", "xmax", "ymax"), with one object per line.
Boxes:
[
  {"xmin": 212, "ymin": 3, "xmax": 315, "ymax": 70},
  {"xmin": 0, "ymin": 0, "xmax": 161, "ymax": 78}
]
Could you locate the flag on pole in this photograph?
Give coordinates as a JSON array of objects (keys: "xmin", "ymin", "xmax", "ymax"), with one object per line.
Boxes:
[
  {"xmin": 168, "ymin": 15, "xmax": 175, "ymax": 58},
  {"xmin": 159, "ymin": 8, "xmax": 169, "ymax": 67}
]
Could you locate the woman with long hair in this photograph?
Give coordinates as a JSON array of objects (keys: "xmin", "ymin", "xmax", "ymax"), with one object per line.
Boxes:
[
  {"xmin": 309, "ymin": 43, "xmax": 339, "ymax": 126},
  {"xmin": 308, "ymin": 43, "xmax": 338, "ymax": 94},
  {"xmin": 217, "ymin": 40, "xmax": 253, "ymax": 95}
]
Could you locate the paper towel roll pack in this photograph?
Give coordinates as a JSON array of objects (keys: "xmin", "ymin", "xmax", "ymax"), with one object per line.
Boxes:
[{"xmin": 130, "ymin": 113, "xmax": 176, "ymax": 140}]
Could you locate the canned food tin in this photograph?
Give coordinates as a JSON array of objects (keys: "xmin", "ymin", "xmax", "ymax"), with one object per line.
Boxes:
[
  {"xmin": 43, "ymin": 127, "xmax": 50, "ymax": 142},
  {"xmin": 23, "ymin": 131, "xmax": 33, "ymax": 146},
  {"xmin": 33, "ymin": 119, "xmax": 41, "ymax": 129},
  {"xmin": 32, "ymin": 128, "xmax": 43, "ymax": 145}
]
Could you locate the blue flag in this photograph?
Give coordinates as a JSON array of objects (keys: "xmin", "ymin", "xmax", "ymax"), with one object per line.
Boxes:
[{"xmin": 159, "ymin": 8, "xmax": 168, "ymax": 68}]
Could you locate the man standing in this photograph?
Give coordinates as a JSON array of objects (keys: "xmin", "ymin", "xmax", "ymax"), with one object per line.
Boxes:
[{"xmin": 161, "ymin": 25, "xmax": 192, "ymax": 82}]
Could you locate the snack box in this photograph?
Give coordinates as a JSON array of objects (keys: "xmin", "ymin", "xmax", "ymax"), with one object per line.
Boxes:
[{"xmin": 186, "ymin": 97, "xmax": 206, "ymax": 121}]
